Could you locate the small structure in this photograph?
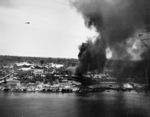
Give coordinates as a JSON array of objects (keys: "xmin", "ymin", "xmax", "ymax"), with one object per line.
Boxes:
[
  {"xmin": 123, "ymin": 83, "xmax": 133, "ymax": 89},
  {"xmin": 13, "ymin": 62, "xmax": 33, "ymax": 71},
  {"xmin": 49, "ymin": 63, "xmax": 64, "ymax": 69}
]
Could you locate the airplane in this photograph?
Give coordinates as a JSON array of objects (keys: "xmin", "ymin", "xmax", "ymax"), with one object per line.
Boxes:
[{"xmin": 25, "ymin": 22, "xmax": 30, "ymax": 24}]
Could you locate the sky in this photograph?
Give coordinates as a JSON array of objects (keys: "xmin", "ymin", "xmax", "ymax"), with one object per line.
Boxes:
[{"xmin": 0, "ymin": 0, "xmax": 96, "ymax": 58}]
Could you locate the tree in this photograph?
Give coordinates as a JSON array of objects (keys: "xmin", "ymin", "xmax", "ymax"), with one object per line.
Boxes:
[{"xmin": 40, "ymin": 60, "xmax": 45, "ymax": 65}]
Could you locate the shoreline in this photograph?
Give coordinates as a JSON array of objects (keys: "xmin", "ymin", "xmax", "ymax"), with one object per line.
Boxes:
[{"xmin": 0, "ymin": 87, "xmax": 149, "ymax": 93}]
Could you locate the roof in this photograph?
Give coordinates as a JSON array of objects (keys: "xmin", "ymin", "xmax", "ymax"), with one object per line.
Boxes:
[
  {"xmin": 19, "ymin": 67, "xmax": 32, "ymax": 71},
  {"xmin": 49, "ymin": 63, "xmax": 64, "ymax": 68},
  {"xmin": 15, "ymin": 62, "xmax": 32, "ymax": 67}
]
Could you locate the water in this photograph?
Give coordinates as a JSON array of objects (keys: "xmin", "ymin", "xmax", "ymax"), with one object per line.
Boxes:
[{"xmin": 0, "ymin": 91, "xmax": 150, "ymax": 117}]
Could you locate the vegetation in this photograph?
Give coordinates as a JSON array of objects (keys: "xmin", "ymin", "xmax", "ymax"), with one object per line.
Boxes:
[{"xmin": 0, "ymin": 55, "xmax": 79, "ymax": 66}]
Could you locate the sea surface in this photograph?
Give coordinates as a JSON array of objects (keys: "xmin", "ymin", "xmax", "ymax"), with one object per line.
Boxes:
[{"xmin": 0, "ymin": 91, "xmax": 150, "ymax": 117}]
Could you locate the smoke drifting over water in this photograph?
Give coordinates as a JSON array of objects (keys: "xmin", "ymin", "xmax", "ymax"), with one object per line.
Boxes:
[{"xmin": 71, "ymin": 0, "xmax": 150, "ymax": 75}]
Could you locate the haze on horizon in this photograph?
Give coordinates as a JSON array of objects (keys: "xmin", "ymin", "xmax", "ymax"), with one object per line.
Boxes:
[{"xmin": 0, "ymin": 0, "xmax": 96, "ymax": 59}]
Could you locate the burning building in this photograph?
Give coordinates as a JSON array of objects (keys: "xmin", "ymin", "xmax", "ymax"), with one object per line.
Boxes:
[{"xmin": 71, "ymin": 0, "xmax": 150, "ymax": 86}]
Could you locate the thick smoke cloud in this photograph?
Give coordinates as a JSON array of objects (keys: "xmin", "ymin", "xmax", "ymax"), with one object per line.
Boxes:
[
  {"xmin": 72, "ymin": 0, "xmax": 150, "ymax": 58},
  {"xmin": 71, "ymin": 0, "xmax": 150, "ymax": 75},
  {"xmin": 76, "ymin": 38, "xmax": 106, "ymax": 75}
]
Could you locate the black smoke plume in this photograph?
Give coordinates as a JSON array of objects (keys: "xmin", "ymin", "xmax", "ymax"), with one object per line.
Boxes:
[
  {"xmin": 76, "ymin": 38, "xmax": 106, "ymax": 76},
  {"xmin": 71, "ymin": 0, "xmax": 150, "ymax": 76},
  {"xmin": 72, "ymin": 0, "xmax": 150, "ymax": 43}
]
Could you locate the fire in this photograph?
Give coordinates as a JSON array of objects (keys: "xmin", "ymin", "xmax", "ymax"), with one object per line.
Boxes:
[{"xmin": 106, "ymin": 47, "xmax": 112, "ymax": 59}]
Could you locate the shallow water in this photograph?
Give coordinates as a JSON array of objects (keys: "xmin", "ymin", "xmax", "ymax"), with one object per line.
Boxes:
[{"xmin": 0, "ymin": 91, "xmax": 150, "ymax": 117}]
